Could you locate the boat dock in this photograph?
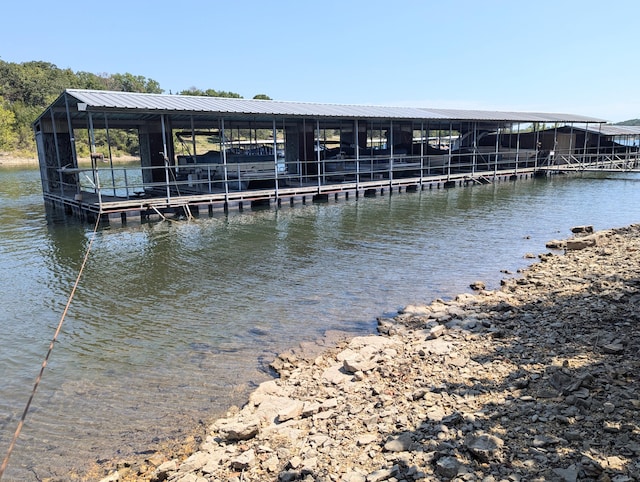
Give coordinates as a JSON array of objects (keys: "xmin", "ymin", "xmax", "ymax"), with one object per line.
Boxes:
[{"xmin": 32, "ymin": 90, "xmax": 640, "ymax": 223}]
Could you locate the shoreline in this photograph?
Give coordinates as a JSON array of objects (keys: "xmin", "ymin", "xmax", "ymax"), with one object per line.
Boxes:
[
  {"xmin": 0, "ymin": 155, "xmax": 140, "ymax": 168},
  {"xmin": 0, "ymin": 155, "xmax": 38, "ymax": 167},
  {"xmin": 101, "ymin": 225, "xmax": 640, "ymax": 481}
]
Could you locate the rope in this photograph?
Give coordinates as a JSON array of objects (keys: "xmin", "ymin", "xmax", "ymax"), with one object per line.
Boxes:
[{"xmin": 0, "ymin": 214, "xmax": 102, "ymax": 480}]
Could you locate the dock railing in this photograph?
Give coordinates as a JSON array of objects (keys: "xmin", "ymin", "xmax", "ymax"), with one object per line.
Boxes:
[{"xmin": 48, "ymin": 149, "xmax": 578, "ymax": 212}]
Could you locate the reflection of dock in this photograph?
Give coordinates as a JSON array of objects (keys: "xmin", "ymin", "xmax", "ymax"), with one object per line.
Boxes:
[{"xmin": 33, "ymin": 90, "xmax": 640, "ymax": 223}]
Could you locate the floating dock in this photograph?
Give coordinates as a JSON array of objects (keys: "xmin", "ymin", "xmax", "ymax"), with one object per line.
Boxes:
[{"xmin": 32, "ymin": 90, "xmax": 640, "ymax": 223}]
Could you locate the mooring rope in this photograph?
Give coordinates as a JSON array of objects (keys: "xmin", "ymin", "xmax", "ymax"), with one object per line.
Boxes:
[{"xmin": 0, "ymin": 214, "xmax": 102, "ymax": 480}]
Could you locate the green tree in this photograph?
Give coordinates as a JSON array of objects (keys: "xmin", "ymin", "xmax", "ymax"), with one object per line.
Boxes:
[
  {"xmin": 0, "ymin": 96, "xmax": 17, "ymax": 150},
  {"xmin": 253, "ymin": 94, "xmax": 272, "ymax": 100},
  {"xmin": 179, "ymin": 87, "xmax": 243, "ymax": 98},
  {"xmin": 108, "ymin": 73, "xmax": 163, "ymax": 93}
]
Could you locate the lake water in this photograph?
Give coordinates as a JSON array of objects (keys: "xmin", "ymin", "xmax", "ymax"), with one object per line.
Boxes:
[{"xmin": 1, "ymin": 167, "xmax": 639, "ymax": 480}]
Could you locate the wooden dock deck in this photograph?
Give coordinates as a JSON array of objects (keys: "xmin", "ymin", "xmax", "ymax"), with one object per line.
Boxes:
[{"xmin": 45, "ymin": 168, "xmax": 539, "ymax": 224}]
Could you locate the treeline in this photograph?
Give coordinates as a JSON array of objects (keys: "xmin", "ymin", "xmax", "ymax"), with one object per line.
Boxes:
[
  {"xmin": 616, "ymin": 119, "xmax": 640, "ymax": 126},
  {"xmin": 0, "ymin": 59, "xmax": 270, "ymax": 156}
]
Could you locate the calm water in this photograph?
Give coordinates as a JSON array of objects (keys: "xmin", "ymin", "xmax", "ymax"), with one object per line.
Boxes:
[{"xmin": 1, "ymin": 168, "xmax": 639, "ymax": 480}]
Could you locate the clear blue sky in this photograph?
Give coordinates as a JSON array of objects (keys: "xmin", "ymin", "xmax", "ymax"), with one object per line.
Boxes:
[{"xmin": 1, "ymin": 0, "xmax": 638, "ymax": 122}]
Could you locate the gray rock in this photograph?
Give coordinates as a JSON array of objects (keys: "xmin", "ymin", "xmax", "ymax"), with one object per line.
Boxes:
[
  {"xmin": 602, "ymin": 343, "xmax": 624, "ymax": 354},
  {"xmin": 427, "ymin": 324, "xmax": 446, "ymax": 339},
  {"xmin": 470, "ymin": 280, "xmax": 486, "ymax": 291},
  {"xmin": 231, "ymin": 449, "xmax": 255, "ymax": 470},
  {"xmin": 435, "ymin": 456, "xmax": 460, "ymax": 478},
  {"xmin": 366, "ymin": 467, "xmax": 394, "ymax": 482},
  {"xmin": 465, "ymin": 433, "xmax": 504, "ymax": 462},
  {"xmin": 383, "ymin": 433, "xmax": 413, "ymax": 452},
  {"xmin": 217, "ymin": 418, "xmax": 260, "ymax": 441},
  {"xmin": 343, "ymin": 356, "xmax": 378, "ymax": 374},
  {"xmin": 553, "ymin": 465, "xmax": 579, "ymax": 482}
]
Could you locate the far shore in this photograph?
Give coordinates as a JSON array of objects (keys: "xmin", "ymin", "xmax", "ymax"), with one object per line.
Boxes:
[
  {"xmin": 0, "ymin": 154, "xmax": 140, "ymax": 168},
  {"xmin": 0, "ymin": 155, "xmax": 38, "ymax": 167}
]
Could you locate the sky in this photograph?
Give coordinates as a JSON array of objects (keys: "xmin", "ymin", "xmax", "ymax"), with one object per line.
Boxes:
[{"xmin": 1, "ymin": 0, "xmax": 638, "ymax": 122}]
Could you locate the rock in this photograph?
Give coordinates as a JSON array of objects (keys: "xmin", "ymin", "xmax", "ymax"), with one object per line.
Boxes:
[
  {"xmin": 470, "ymin": 280, "xmax": 486, "ymax": 290},
  {"xmin": 603, "ymin": 402, "xmax": 615, "ymax": 414},
  {"xmin": 427, "ymin": 324, "xmax": 446, "ymax": 339},
  {"xmin": 400, "ymin": 304, "xmax": 431, "ymax": 315},
  {"xmin": 343, "ymin": 471, "xmax": 367, "ymax": 482},
  {"xmin": 157, "ymin": 460, "xmax": 178, "ymax": 473},
  {"xmin": 384, "ymin": 433, "xmax": 413, "ymax": 452},
  {"xmin": 178, "ymin": 452, "xmax": 210, "ymax": 472},
  {"xmin": 565, "ymin": 231, "xmax": 609, "ymax": 250},
  {"xmin": 602, "ymin": 343, "xmax": 624, "ymax": 354},
  {"xmin": 553, "ymin": 465, "xmax": 579, "ymax": 482},
  {"xmin": 420, "ymin": 338, "xmax": 452, "ymax": 355},
  {"xmin": 571, "ymin": 225, "xmax": 594, "ymax": 233},
  {"xmin": 322, "ymin": 364, "xmax": 354, "ymax": 385},
  {"xmin": 277, "ymin": 399, "xmax": 304, "ymax": 422},
  {"xmin": 231, "ymin": 449, "xmax": 255, "ymax": 470},
  {"xmin": 435, "ymin": 456, "xmax": 460, "ymax": 479},
  {"xmin": 263, "ymin": 455, "xmax": 280, "ymax": 472},
  {"xmin": 357, "ymin": 434, "xmax": 378, "ymax": 446},
  {"xmin": 366, "ymin": 467, "xmax": 394, "ymax": 482},
  {"xmin": 546, "ymin": 239, "xmax": 566, "ymax": 249},
  {"xmin": 343, "ymin": 356, "xmax": 378, "ymax": 374},
  {"xmin": 98, "ymin": 472, "xmax": 120, "ymax": 482},
  {"xmin": 216, "ymin": 418, "xmax": 260, "ymax": 441},
  {"xmin": 465, "ymin": 433, "xmax": 505, "ymax": 462}
]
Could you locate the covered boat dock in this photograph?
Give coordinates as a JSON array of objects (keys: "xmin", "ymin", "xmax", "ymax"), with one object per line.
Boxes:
[{"xmin": 32, "ymin": 90, "xmax": 639, "ymax": 223}]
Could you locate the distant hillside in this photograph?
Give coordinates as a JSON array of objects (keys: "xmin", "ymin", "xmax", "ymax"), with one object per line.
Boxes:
[
  {"xmin": 616, "ymin": 119, "xmax": 640, "ymax": 126},
  {"xmin": 0, "ymin": 58, "xmax": 269, "ymax": 157}
]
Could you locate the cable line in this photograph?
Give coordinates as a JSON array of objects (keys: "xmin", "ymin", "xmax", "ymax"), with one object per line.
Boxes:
[{"xmin": 0, "ymin": 214, "xmax": 101, "ymax": 480}]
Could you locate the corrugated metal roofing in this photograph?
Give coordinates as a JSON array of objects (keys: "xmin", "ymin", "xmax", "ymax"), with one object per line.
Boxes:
[
  {"xmin": 582, "ymin": 124, "xmax": 640, "ymax": 136},
  {"xmin": 62, "ymin": 89, "xmax": 605, "ymax": 124}
]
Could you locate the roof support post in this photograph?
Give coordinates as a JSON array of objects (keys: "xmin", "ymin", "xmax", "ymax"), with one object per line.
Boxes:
[
  {"xmin": 88, "ymin": 112, "xmax": 98, "ymax": 194},
  {"xmin": 355, "ymin": 119, "xmax": 360, "ymax": 190},
  {"xmin": 610, "ymin": 127, "xmax": 615, "ymax": 164},
  {"xmin": 64, "ymin": 92, "xmax": 79, "ymax": 168},
  {"xmin": 49, "ymin": 106, "xmax": 63, "ymax": 198},
  {"xmin": 273, "ymin": 118, "xmax": 279, "ymax": 199},
  {"xmin": 515, "ymin": 122, "xmax": 521, "ymax": 174},
  {"xmin": 553, "ymin": 124, "xmax": 559, "ymax": 167},
  {"xmin": 220, "ymin": 118, "xmax": 229, "ymax": 199},
  {"xmin": 88, "ymin": 112, "xmax": 104, "ymax": 209},
  {"xmin": 389, "ymin": 120, "xmax": 394, "ymax": 184},
  {"xmin": 569, "ymin": 123, "xmax": 575, "ymax": 165},
  {"xmin": 534, "ymin": 123, "xmax": 540, "ymax": 171},
  {"xmin": 160, "ymin": 114, "xmax": 171, "ymax": 201},
  {"xmin": 472, "ymin": 122, "xmax": 477, "ymax": 176},
  {"xmin": 494, "ymin": 126, "xmax": 500, "ymax": 177},
  {"xmin": 596, "ymin": 123, "xmax": 602, "ymax": 168},
  {"xmin": 419, "ymin": 121, "xmax": 424, "ymax": 184},
  {"xmin": 64, "ymin": 92, "xmax": 80, "ymax": 197},
  {"xmin": 302, "ymin": 118, "xmax": 307, "ymax": 185},
  {"xmin": 104, "ymin": 114, "xmax": 117, "ymax": 198},
  {"xmin": 582, "ymin": 122, "xmax": 589, "ymax": 165},
  {"xmin": 316, "ymin": 119, "xmax": 321, "ymax": 190},
  {"xmin": 447, "ymin": 122, "xmax": 452, "ymax": 180}
]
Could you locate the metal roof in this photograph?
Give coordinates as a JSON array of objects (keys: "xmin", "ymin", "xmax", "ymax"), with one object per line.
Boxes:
[
  {"xmin": 582, "ymin": 124, "xmax": 640, "ymax": 136},
  {"xmin": 52, "ymin": 89, "xmax": 605, "ymax": 124}
]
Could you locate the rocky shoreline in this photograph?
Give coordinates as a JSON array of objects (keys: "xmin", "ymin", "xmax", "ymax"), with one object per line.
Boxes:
[
  {"xmin": 0, "ymin": 155, "xmax": 38, "ymax": 167},
  {"xmin": 103, "ymin": 225, "xmax": 640, "ymax": 482}
]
